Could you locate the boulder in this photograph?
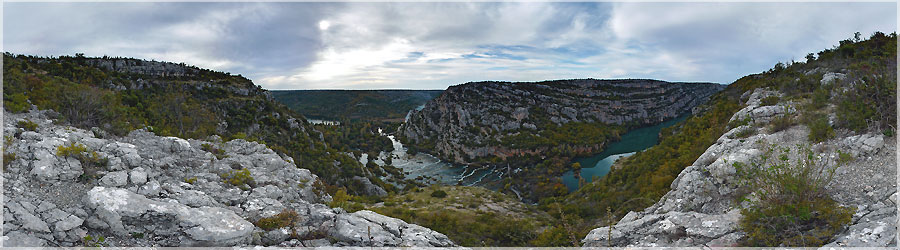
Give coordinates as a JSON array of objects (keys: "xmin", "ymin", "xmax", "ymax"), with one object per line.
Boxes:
[{"xmin": 84, "ymin": 187, "xmax": 254, "ymax": 246}]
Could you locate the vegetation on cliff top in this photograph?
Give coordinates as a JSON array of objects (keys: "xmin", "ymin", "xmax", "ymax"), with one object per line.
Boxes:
[
  {"xmin": 2, "ymin": 53, "xmax": 394, "ymax": 197},
  {"xmin": 271, "ymin": 90, "xmax": 442, "ymax": 122}
]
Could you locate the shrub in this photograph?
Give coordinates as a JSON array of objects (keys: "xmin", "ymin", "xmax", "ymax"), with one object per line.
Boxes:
[
  {"xmin": 3, "ymin": 152, "xmax": 16, "ymax": 170},
  {"xmin": 728, "ymin": 115, "xmax": 752, "ymax": 129},
  {"xmin": 836, "ymin": 150, "xmax": 854, "ymax": 165},
  {"xmin": 57, "ymin": 142, "xmax": 108, "ymax": 183},
  {"xmin": 734, "ymin": 144, "xmax": 853, "ymax": 246},
  {"xmin": 760, "ymin": 95, "xmax": 780, "ymax": 106},
  {"xmin": 57, "ymin": 142, "xmax": 88, "ymax": 158},
  {"xmin": 221, "ymin": 169, "xmax": 254, "ymax": 188},
  {"xmin": 201, "ymin": 143, "xmax": 227, "ymax": 159},
  {"xmin": 431, "ymin": 190, "xmax": 448, "ymax": 198},
  {"xmin": 256, "ymin": 209, "xmax": 300, "ymax": 231},
  {"xmin": 768, "ymin": 110, "xmax": 795, "ymax": 133},
  {"xmin": 4, "ymin": 93, "xmax": 30, "ymax": 113},
  {"xmin": 17, "ymin": 120, "xmax": 38, "ymax": 131},
  {"xmin": 82, "ymin": 235, "xmax": 108, "ymax": 247},
  {"xmin": 806, "ymin": 117, "xmax": 835, "ymax": 143},
  {"xmin": 729, "ymin": 126, "xmax": 757, "ymax": 139}
]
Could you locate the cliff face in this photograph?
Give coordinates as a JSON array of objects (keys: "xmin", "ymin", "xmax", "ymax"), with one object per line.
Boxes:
[
  {"xmin": 399, "ymin": 79, "xmax": 725, "ymax": 164},
  {"xmin": 2, "ymin": 109, "xmax": 455, "ymax": 247}
]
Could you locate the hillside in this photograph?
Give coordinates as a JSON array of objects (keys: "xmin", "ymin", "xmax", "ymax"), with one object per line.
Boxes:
[
  {"xmin": 1, "ymin": 54, "xmax": 396, "ymax": 197},
  {"xmin": 547, "ymin": 32, "xmax": 895, "ymax": 247},
  {"xmin": 271, "ymin": 90, "xmax": 443, "ymax": 122},
  {"xmin": 398, "ymin": 79, "xmax": 724, "ymax": 200}
]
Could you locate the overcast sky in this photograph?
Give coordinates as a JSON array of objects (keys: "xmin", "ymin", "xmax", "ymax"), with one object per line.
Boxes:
[{"xmin": 4, "ymin": 2, "xmax": 896, "ymax": 90}]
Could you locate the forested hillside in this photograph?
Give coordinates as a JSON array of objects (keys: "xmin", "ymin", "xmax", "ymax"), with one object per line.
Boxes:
[
  {"xmin": 2, "ymin": 54, "xmax": 396, "ymax": 196},
  {"xmin": 271, "ymin": 90, "xmax": 443, "ymax": 121}
]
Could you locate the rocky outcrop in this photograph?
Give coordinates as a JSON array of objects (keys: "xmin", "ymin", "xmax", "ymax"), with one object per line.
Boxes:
[
  {"xmin": 400, "ymin": 79, "xmax": 724, "ymax": 164},
  {"xmin": 1, "ymin": 109, "xmax": 454, "ymax": 247},
  {"xmin": 582, "ymin": 88, "xmax": 897, "ymax": 247}
]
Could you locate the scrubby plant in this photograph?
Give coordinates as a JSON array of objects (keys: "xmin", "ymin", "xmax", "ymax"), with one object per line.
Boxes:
[
  {"xmin": 221, "ymin": 168, "xmax": 254, "ymax": 188},
  {"xmin": 17, "ymin": 119, "xmax": 38, "ymax": 131},
  {"xmin": 431, "ymin": 189, "xmax": 449, "ymax": 198},
  {"xmin": 57, "ymin": 142, "xmax": 88, "ymax": 157},
  {"xmin": 4, "ymin": 93, "xmax": 30, "ymax": 113},
  {"xmin": 200, "ymin": 143, "xmax": 227, "ymax": 159},
  {"xmin": 768, "ymin": 108, "xmax": 795, "ymax": 133},
  {"xmin": 82, "ymin": 234, "xmax": 108, "ymax": 247},
  {"xmin": 806, "ymin": 115, "xmax": 835, "ymax": 143},
  {"xmin": 255, "ymin": 209, "xmax": 300, "ymax": 231},
  {"xmin": 836, "ymin": 150, "xmax": 854, "ymax": 165},
  {"xmin": 729, "ymin": 126, "xmax": 757, "ymax": 139},
  {"xmin": 760, "ymin": 95, "xmax": 780, "ymax": 106},
  {"xmin": 734, "ymin": 144, "xmax": 853, "ymax": 246},
  {"xmin": 3, "ymin": 135, "xmax": 15, "ymax": 169},
  {"xmin": 58, "ymin": 142, "xmax": 108, "ymax": 182}
]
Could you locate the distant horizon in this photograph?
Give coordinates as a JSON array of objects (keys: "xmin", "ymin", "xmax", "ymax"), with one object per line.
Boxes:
[{"xmin": 5, "ymin": 2, "xmax": 895, "ymax": 90}]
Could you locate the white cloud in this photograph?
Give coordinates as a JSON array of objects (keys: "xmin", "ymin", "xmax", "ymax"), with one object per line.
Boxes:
[{"xmin": 4, "ymin": 2, "xmax": 896, "ymax": 89}]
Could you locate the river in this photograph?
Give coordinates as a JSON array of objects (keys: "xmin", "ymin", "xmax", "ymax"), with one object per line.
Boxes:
[
  {"xmin": 362, "ymin": 113, "xmax": 689, "ymax": 193},
  {"xmin": 560, "ymin": 114, "xmax": 690, "ymax": 192}
]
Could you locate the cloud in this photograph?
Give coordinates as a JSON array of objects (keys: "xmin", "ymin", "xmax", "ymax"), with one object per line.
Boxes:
[{"xmin": 4, "ymin": 2, "xmax": 896, "ymax": 90}]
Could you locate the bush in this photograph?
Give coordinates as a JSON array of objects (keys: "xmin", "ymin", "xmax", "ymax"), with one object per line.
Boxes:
[
  {"xmin": 17, "ymin": 120, "xmax": 38, "ymax": 131},
  {"xmin": 734, "ymin": 144, "xmax": 853, "ymax": 246},
  {"xmin": 3, "ymin": 152, "xmax": 16, "ymax": 170},
  {"xmin": 729, "ymin": 126, "xmax": 757, "ymax": 139},
  {"xmin": 222, "ymin": 169, "xmax": 254, "ymax": 188},
  {"xmin": 431, "ymin": 190, "xmax": 448, "ymax": 198},
  {"xmin": 57, "ymin": 142, "xmax": 88, "ymax": 158},
  {"xmin": 256, "ymin": 209, "xmax": 299, "ymax": 231},
  {"xmin": 4, "ymin": 93, "xmax": 30, "ymax": 113},
  {"xmin": 806, "ymin": 115, "xmax": 835, "ymax": 143},
  {"xmin": 57, "ymin": 142, "xmax": 108, "ymax": 183},
  {"xmin": 760, "ymin": 95, "xmax": 780, "ymax": 106},
  {"xmin": 201, "ymin": 143, "xmax": 227, "ymax": 159},
  {"xmin": 768, "ymin": 110, "xmax": 795, "ymax": 133}
]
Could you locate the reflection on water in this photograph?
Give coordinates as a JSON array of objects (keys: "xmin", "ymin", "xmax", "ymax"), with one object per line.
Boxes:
[{"xmin": 560, "ymin": 114, "xmax": 690, "ymax": 192}]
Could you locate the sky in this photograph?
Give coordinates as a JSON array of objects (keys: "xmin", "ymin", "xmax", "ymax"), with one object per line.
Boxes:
[{"xmin": 3, "ymin": 2, "xmax": 896, "ymax": 90}]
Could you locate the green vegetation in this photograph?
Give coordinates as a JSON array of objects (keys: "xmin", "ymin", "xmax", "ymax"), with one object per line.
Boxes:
[
  {"xmin": 82, "ymin": 234, "xmax": 107, "ymax": 247},
  {"xmin": 17, "ymin": 119, "xmax": 38, "ymax": 131},
  {"xmin": 331, "ymin": 186, "xmax": 551, "ymax": 246},
  {"xmin": 314, "ymin": 120, "xmax": 394, "ymax": 155},
  {"xmin": 2, "ymin": 53, "xmax": 392, "ymax": 196},
  {"xmin": 734, "ymin": 144, "xmax": 853, "ymax": 246},
  {"xmin": 57, "ymin": 142, "xmax": 108, "ymax": 182},
  {"xmin": 256, "ymin": 209, "xmax": 300, "ymax": 231},
  {"xmin": 3, "ymin": 136, "xmax": 16, "ymax": 170},
  {"xmin": 805, "ymin": 115, "xmax": 835, "ymax": 143},
  {"xmin": 271, "ymin": 90, "xmax": 443, "ymax": 122},
  {"xmin": 768, "ymin": 108, "xmax": 795, "ymax": 133},
  {"xmin": 200, "ymin": 143, "xmax": 227, "ymax": 159},
  {"xmin": 760, "ymin": 95, "xmax": 780, "ymax": 106},
  {"xmin": 533, "ymin": 32, "xmax": 895, "ymax": 246},
  {"xmin": 430, "ymin": 189, "xmax": 448, "ymax": 198},
  {"xmin": 729, "ymin": 126, "xmax": 757, "ymax": 139},
  {"xmin": 222, "ymin": 169, "xmax": 254, "ymax": 188}
]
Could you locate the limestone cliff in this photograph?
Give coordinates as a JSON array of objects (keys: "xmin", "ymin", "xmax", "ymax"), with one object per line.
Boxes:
[{"xmin": 399, "ymin": 79, "xmax": 724, "ymax": 164}]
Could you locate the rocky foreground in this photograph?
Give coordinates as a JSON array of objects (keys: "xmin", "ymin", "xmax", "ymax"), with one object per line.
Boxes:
[
  {"xmin": 1, "ymin": 109, "xmax": 454, "ymax": 247},
  {"xmin": 582, "ymin": 83, "xmax": 897, "ymax": 247}
]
